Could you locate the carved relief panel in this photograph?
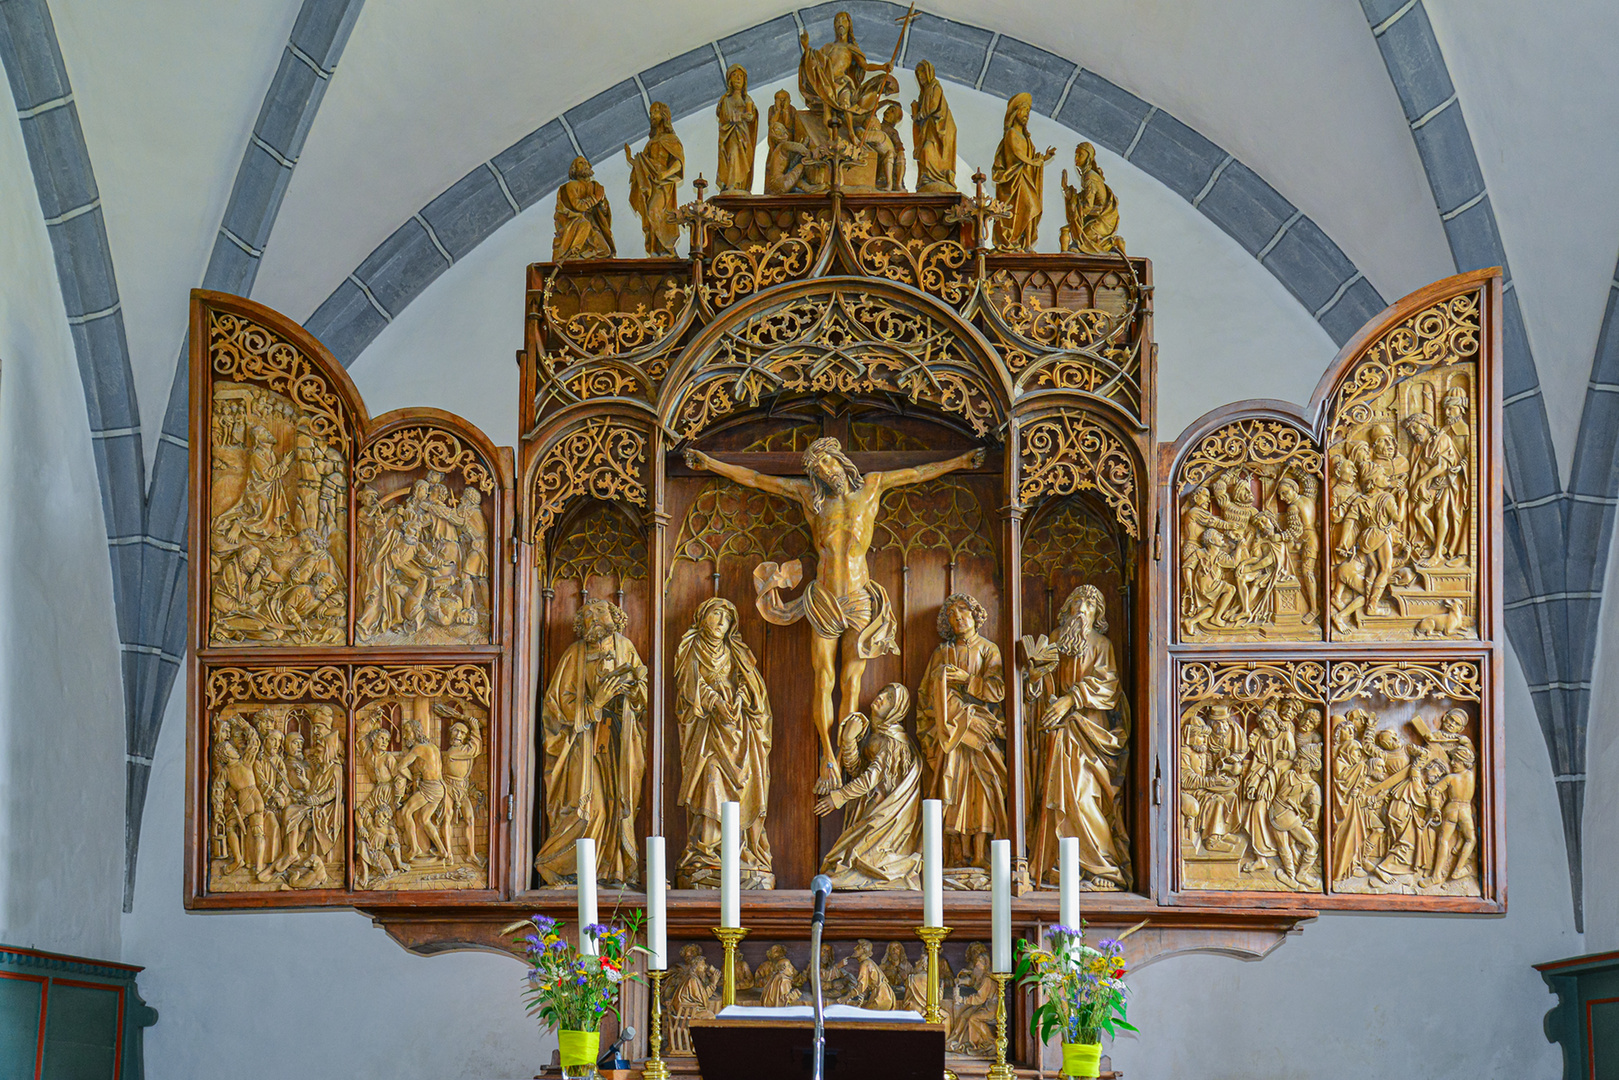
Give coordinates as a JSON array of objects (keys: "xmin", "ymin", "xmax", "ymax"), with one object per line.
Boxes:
[
  {"xmin": 1325, "ymin": 292, "xmax": 1480, "ymax": 641},
  {"xmin": 207, "ymin": 304, "xmax": 353, "ymax": 647},
  {"xmin": 352, "ymin": 664, "xmax": 493, "ymax": 891},
  {"xmin": 354, "ymin": 426, "xmax": 498, "ymax": 646},
  {"xmin": 203, "ymin": 665, "xmax": 349, "ymax": 893}
]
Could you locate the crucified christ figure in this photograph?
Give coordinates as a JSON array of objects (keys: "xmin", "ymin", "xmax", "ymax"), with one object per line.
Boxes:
[{"xmin": 684, "ymin": 436, "xmax": 985, "ymax": 793}]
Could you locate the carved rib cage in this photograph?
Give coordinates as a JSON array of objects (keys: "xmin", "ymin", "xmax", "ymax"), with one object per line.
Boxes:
[
  {"xmin": 1164, "ymin": 271, "xmax": 1502, "ymax": 912},
  {"xmin": 189, "ymin": 292, "xmax": 512, "ymax": 907}
]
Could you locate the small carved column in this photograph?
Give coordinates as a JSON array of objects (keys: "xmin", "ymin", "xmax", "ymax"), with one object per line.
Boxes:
[
  {"xmin": 1001, "ymin": 419, "xmax": 1029, "ymax": 891},
  {"xmin": 647, "ymin": 431, "xmax": 670, "ymax": 838}
]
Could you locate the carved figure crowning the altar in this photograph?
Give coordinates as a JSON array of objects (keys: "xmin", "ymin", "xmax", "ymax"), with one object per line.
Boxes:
[
  {"xmin": 917, "ymin": 593, "xmax": 1007, "ymax": 877},
  {"xmin": 1026, "ymin": 585, "xmax": 1131, "ymax": 890},
  {"xmin": 674, "ymin": 597, "xmax": 775, "ymax": 889},
  {"xmin": 553, "ymin": 155, "xmax": 615, "ymax": 260},
  {"xmin": 626, "ymin": 101, "xmax": 685, "ymax": 257},
  {"xmin": 535, "ymin": 598, "xmax": 648, "ymax": 887},
  {"xmin": 796, "ymin": 10, "xmax": 896, "ymax": 146},
  {"xmin": 815, "ymin": 682, "xmax": 924, "ymax": 890},
  {"xmin": 684, "ymin": 437, "xmax": 983, "ymax": 792},
  {"xmin": 910, "ymin": 59, "xmax": 956, "ymax": 194},
  {"xmin": 1060, "ymin": 142, "xmax": 1123, "ymax": 255},
  {"xmin": 715, "ymin": 65, "xmax": 758, "ymax": 194},
  {"xmin": 992, "ymin": 92, "xmax": 1055, "ymax": 252}
]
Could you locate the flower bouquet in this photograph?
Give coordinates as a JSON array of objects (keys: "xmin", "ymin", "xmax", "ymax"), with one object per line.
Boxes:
[
  {"xmin": 1015, "ymin": 925, "xmax": 1136, "ymax": 1079},
  {"xmin": 506, "ymin": 913, "xmax": 642, "ymax": 1079}
]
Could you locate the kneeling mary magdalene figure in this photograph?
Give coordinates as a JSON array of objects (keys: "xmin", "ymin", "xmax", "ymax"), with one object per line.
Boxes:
[
  {"xmin": 815, "ymin": 682, "xmax": 923, "ymax": 890},
  {"xmin": 1026, "ymin": 584, "xmax": 1132, "ymax": 890},
  {"xmin": 674, "ymin": 597, "xmax": 774, "ymax": 888}
]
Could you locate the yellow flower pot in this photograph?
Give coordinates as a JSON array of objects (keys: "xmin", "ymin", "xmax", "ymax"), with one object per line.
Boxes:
[
  {"xmin": 1062, "ymin": 1041, "xmax": 1103, "ymax": 1078},
  {"xmin": 558, "ymin": 1028, "xmax": 600, "ymax": 1078}
]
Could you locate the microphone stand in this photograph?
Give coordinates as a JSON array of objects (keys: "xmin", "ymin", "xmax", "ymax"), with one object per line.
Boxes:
[{"xmin": 810, "ymin": 876, "xmax": 830, "ymax": 1080}]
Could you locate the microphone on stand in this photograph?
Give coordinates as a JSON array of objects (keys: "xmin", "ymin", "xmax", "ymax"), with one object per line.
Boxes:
[{"xmin": 809, "ymin": 874, "xmax": 832, "ymax": 1080}]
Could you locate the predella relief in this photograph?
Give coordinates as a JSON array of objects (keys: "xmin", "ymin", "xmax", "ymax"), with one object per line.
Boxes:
[{"xmin": 209, "ymin": 381, "xmax": 347, "ymax": 646}]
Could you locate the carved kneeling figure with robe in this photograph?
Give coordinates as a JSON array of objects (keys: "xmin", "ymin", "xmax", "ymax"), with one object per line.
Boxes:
[{"xmin": 815, "ymin": 683, "xmax": 923, "ymax": 890}]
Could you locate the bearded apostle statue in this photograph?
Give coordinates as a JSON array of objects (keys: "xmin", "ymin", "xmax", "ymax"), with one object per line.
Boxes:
[
  {"xmin": 674, "ymin": 597, "xmax": 775, "ymax": 888},
  {"xmin": 534, "ymin": 598, "xmax": 648, "ymax": 887},
  {"xmin": 815, "ymin": 683, "xmax": 923, "ymax": 889},
  {"xmin": 625, "ymin": 101, "xmax": 685, "ymax": 256},
  {"xmin": 552, "ymin": 156, "xmax": 615, "ymax": 260},
  {"xmin": 1026, "ymin": 585, "xmax": 1132, "ymax": 890},
  {"xmin": 916, "ymin": 593, "xmax": 1007, "ymax": 878},
  {"xmin": 991, "ymin": 92, "xmax": 1056, "ymax": 252}
]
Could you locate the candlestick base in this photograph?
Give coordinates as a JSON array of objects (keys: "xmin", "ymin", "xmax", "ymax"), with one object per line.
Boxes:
[
  {"xmin": 711, "ymin": 926, "xmax": 749, "ymax": 1007},
  {"xmin": 985, "ymin": 971, "xmax": 1016, "ymax": 1080},
  {"xmin": 643, "ymin": 969, "xmax": 671, "ymax": 1080},
  {"xmin": 914, "ymin": 925, "xmax": 953, "ymax": 1026}
]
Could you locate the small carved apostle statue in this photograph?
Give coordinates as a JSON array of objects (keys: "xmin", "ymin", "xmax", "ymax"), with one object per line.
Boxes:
[
  {"xmin": 916, "ymin": 593, "xmax": 1007, "ymax": 873},
  {"xmin": 1059, "ymin": 142, "xmax": 1123, "ymax": 255},
  {"xmin": 1026, "ymin": 585, "xmax": 1132, "ymax": 889},
  {"xmin": 815, "ymin": 683, "xmax": 924, "ymax": 889},
  {"xmin": 757, "ymin": 944, "xmax": 803, "ymax": 1008},
  {"xmin": 534, "ymin": 598, "xmax": 648, "ymax": 887},
  {"xmin": 715, "ymin": 65, "xmax": 758, "ymax": 194},
  {"xmin": 911, "ymin": 59, "xmax": 957, "ymax": 194},
  {"xmin": 991, "ymin": 92, "xmax": 1056, "ymax": 252},
  {"xmin": 674, "ymin": 597, "xmax": 775, "ymax": 888},
  {"xmin": 845, "ymin": 939, "xmax": 899, "ymax": 1010},
  {"xmin": 625, "ymin": 101, "xmax": 685, "ymax": 256},
  {"xmin": 553, "ymin": 156, "xmax": 615, "ymax": 260},
  {"xmin": 880, "ymin": 941, "xmax": 914, "ymax": 991},
  {"xmin": 663, "ymin": 943, "xmax": 721, "ymax": 1056},
  {"xmin": 948, "ymin": 942, "xmax": 996, "ymax": 1056}
]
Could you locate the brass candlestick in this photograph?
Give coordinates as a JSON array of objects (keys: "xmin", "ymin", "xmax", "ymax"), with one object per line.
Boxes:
[
  {"xmin": 914, "ymin": 925, "xmax": 952, "ymax": 1024},
  {"xmin": 712, "ymin": 926, "xmax": 749, "ymax": 1007},
  {"xmin": 985, "ymin": 971, "xmax": 1015, "ymax": 1080},
  {"xmin": 643, "ymin": 969, "xmax": 671, "ymax": 1080}
]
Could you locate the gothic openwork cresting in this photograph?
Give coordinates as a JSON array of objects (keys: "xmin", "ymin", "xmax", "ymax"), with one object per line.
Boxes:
[{"xmin": 186, "ymin": 27, "xmax": 1505, "ymax": 1071}]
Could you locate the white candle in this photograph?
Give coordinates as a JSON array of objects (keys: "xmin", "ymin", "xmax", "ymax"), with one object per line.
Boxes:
[
  {"xmin": 1059, "ymin": 836, "xmax": 1081, "ymax": 932},
  {"xmin": 991, "ymin": 839, "xmax": 1012, "ymax": 974},
  {"xmin": 576, "ymin": 837, "xmax": 598, "ymax": 956},
  {"xmin": 720, "ymin": 801, "xmax": 741, "ymax": 928},
  {"xmin": 647, "ymin": 835, "xmax": 668, "ymax": 970},
  {"xmin": 922, "ymin": 799, "xmax": 943, "ymax": 927}
]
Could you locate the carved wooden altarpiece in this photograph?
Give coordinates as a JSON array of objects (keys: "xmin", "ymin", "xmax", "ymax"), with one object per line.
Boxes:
[{"xmin": 185, "ymin": 187, "xmax": 1502, "ymax": 1073}]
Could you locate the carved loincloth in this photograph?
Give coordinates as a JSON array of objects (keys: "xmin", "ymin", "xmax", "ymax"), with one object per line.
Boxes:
[{"xmin": 754, "ymin": 559, "xmax": 899, "ymax": 658}]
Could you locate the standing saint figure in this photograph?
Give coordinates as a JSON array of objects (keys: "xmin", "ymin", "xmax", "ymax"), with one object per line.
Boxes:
[
  {"xmin": 684, "ymin": 438, "xmax": 984, "ymax": 792},
  {"xmin": 715, "ymin": 65, "xmax": 758, "ymax": 194},
  {"xmin": 991, "ymin": 92, "xmax": 1056, "ymax": 252},
  {"xmin": 911, "ymin": 59, "xmax": 957, "ymax": 194},
  {"xmin": 916, "ymin": 593, "xmax": 1007, "ymax": 872},
  {"xmin": 1026, "ymin": 585, "xmax": 1132, "ymax": 889},
  {"xmin": 553, "ymin": 156, "xmax": 615, "ymax": 260},
  {"xmin": 674, "ymin": 597, "xmax": 775, "ymax": 888},
  {"xmin": 815, "ymin": 683, "xmax": 924, "ymax": 890},
  {"xmin": 1058, "ymin": 142, "xmax": 1122, "ymax": 255},
  {"xmin": 534, "ymin": 598, "xmax": 648, "ymax": 887},
  {"xmin": 625, "ymin": 101, "xmax": 685, "ymax": 257}
]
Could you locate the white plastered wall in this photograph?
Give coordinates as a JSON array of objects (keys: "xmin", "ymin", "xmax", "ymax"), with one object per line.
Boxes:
[
  {"xmin": 0, "ymin": 88, "xmax": 128, "ymax": 958},
  {"xmin": 118, "ymin": 79, "xmax": 1583, "ymax": 1079}
]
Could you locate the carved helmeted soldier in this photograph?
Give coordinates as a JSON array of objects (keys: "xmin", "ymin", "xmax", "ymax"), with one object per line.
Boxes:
[
  {"xmin": 626, "ymin": 102, "xmax": 684, "ymax": 257},
  {"xmin": 1027, "ymin": 585, "xmax": 1131, "ymax": 889},
  {"xmin": 916, "ymin": 593, "xmax": 1007, "ymax": 872},
  {"xmin": 674, "ymin": 597, "xmax": 774, "ymax": 888},
  {"xmin": 535, "ymin": 598, "xmax": 648, "ymax": 886},
  {"xmin": 815, "ymin": 683, "xmax": 924, "ymax": 890},
  {"xmin": 684, "ymin": 437, "xmax": 983, "ymax": 792}
]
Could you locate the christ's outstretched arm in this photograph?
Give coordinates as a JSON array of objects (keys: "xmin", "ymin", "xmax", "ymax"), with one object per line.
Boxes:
[
  {"xmin": 684, "ymin": 448, "xmax": 806, "ymax": 502},
  {"xmin": 872, "ymin": 446, "xmax": 985, "ymax": 492}
]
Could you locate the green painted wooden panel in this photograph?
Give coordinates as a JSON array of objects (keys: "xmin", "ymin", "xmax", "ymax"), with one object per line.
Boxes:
[
  {"xmin": 41, "ymin": 983, "xmax": 119, "ymax": 1080},
  {"xmin": 1592, "ymin": 999, "xmax": 1619, "ymax": 1080},
  {"xmin": 0, "ymin": 976, "xmax": 45, "ymax": 1080}
]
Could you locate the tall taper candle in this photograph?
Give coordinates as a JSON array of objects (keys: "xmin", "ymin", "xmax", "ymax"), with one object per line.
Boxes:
[
  {"xmin": 991, "ymin": 838, "xmax": 1012, "ymax": 973},
  {"xmin": 647, "ymin": 835, "xmax": 668, "ymax": 970},
  {"xmin": 720, "ymin": 801, "xmax": 741, "ymax": 928},
  {"xmin": 923, "ymin": 799, "xmax": 944, "ymax": 927},
  {"xmin": 577, "ymin": 837, "xmax": 599, "ymax": 955},
  {"xmin": 1058, "ymin": 836, "xmax": 1081, "ymax": 931}
]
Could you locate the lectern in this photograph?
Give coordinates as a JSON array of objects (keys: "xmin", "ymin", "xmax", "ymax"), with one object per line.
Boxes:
[{"xmin": 690, "ymin": 1018, "xmax": 946, "ymax": 1080}]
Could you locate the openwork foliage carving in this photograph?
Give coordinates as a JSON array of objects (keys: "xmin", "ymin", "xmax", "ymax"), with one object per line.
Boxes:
[
  {"xmin": 1180, "ymin": 420, "xmax": 1321, "ymax": 489},
  {"xmin": 873, "ymin": 478, "xmax": 993, "ymax": 562},
  {"xmin": 1328, "ymin": 660, "xmax": 1482, "ymax": 703},
  {"xmin": 205, "ymin": 666, "xmax": 350, "ymax": 710},
  {"xmin": 673, "ymin": 482, "xmax": 813, "ymax": 567},
  {"xmin": 1023, "ymin": 497, "xmax": 1122, "ymax": 581},
  {"xmin": 1019, "ymin": 411, "xmax": 1138, "ymax": 537},
  {"xmin": 208, "ymin": 311, "xmax": 350, "ymax": 454},
  {"xmin": 844, "ymin": 210, "xmax": 972, "ymax": 306},
  {"xmin": 529, "ymin": 419, "xmax": 648, "ymax": 540},
  {"xmin": 703, "ymin": 214, "xmax": 830, "ymax": 309},
  {"xmin": 1328, "ymin": 291, "xmax": 1480, "ymax": 444},
  {"xmin": 549, "ymin": 504, "xmax": 648, "ymax": 587},
  {"xmin": 352, "ymin": 664, "xmax": 492, "ymax": 707},
  {"xmin": 356, "ymin": 427, "xmax": 496, "ymax": 492}
]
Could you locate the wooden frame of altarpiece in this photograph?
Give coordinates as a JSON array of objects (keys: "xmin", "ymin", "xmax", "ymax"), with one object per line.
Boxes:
[{"xmin": 184, "ymin": 201, "xmax": 1503, "ymax": 961}]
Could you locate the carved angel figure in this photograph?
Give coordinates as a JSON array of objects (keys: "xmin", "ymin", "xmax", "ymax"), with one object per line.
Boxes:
[
  {"xmin": 534, "ymin": 598, "xmax": 648, "ymax": 887},
  {"xmin": 1026, "ymin": 585, "xmax": 1132, "ymax": 890},
  {"xmin": 814, "ymin": 683, "xmax": 924, "ymax": 890},
  {"xmin": 916, "ymin": 593, "xmax": 1007, "ymax": 872},
  {"xmin": 674, "ymin": 597, "xmax": 775, "ymax": 889}
]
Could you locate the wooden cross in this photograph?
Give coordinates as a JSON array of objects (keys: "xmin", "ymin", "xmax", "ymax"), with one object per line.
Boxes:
[
  {"xmin": 674, "ymin": 175, "xmax": 734, "ymax": 256},
  {"xmin": 945, "ymin": 169, "xmax": 1013, "ymax": 250}
]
